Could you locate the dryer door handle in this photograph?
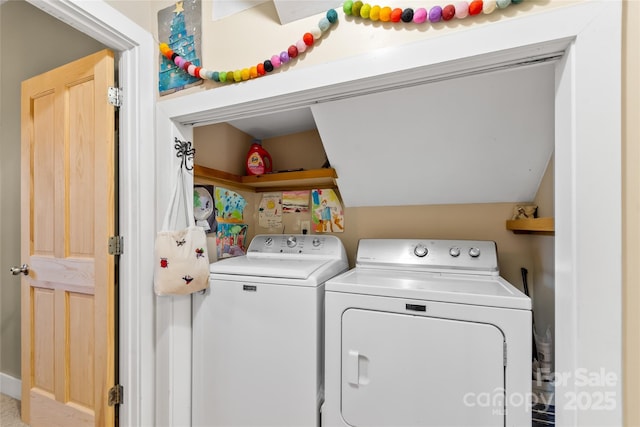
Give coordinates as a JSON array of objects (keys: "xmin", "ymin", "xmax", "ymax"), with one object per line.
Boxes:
[
  {"xmin": 347, "ymin": 350, "xmax": 370, "ymax": 386},
  {"xmin": 347, "ymin": 350, "xmax": 360, "ymax": 385}
]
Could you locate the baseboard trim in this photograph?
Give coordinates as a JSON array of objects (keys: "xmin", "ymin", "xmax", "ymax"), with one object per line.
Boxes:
[{"xmin": 0, "ymin": 373, "xmax": 21, "ymax": 400}]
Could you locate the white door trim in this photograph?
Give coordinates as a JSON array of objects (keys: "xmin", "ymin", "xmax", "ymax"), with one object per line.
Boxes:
[
  {"xmin": 26, "ymin": 1, "xmax": 157, "ymax": 426},
  {"xmin": 158, "ymin": 2, "xmax": 622, "ymax": 425}
]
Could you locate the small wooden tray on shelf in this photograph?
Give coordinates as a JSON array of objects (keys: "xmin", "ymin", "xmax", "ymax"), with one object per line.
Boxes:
[{"xmin": 506, "ymin": 217, "xmax": 555, "ymax": 235}]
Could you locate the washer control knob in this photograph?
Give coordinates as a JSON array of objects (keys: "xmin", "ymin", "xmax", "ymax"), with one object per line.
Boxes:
[
  {"xmin": 286, "ymin": 236, "xmax": 298, "ymax": 248},
  {"xmin": 312, "ymin": 237, "xmax": 321, "ymax": 247},
  {"xmin": 469, "ymin": 247, "xmax": 481, "ymax": 258},
  {"xmin": 449, "ymin": 247, "xmax": 461, "ymax": 257},
  {"xmin": 414, "ymin": 244, "xmax": 428, "ymax": 258},
  {"xmin": 264, "ymin": 237, "xmax": 273, "ymax": 246}
]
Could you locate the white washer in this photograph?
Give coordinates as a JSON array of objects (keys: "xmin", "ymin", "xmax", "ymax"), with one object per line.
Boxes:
[
  {"xmin": 193, "ymin": 234, "xmax": 348, "ymax": 427},
  {"xmin": 323, "ymin": 239, "xmax": 531, "ymax": 427}
]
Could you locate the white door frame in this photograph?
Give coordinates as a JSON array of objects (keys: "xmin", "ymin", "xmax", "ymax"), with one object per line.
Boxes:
[
  {"xmin": 27, "ymin": 1, "xmax": 157, "ymax": 426},
  {"xmin": 158, "ymin": 2, "xmax": 622, "ymax": 426}
]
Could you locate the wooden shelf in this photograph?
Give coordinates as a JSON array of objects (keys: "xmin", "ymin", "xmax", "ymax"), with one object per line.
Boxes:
[
  {"xmin": 194, "ymin": 165, "xmax": 338, "ymax": 192},
  {"xmin": 506, "ymin": 217, "xmax": 555, "ymax": 235}
]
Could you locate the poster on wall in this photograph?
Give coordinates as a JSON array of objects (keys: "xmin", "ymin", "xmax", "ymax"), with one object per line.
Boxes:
[
  {"xmin": 282, "ymin": 190, "xmax": 310, "ymax": 213},
  {"xmin": 311, "ymin": 189, "xmax": 344, "ymax": 233},
  {"xmin": 214, "ymin": 187, "xmax": 247, "ymax": 223},
  {"xmin": 258, "ymin": 192, "xmax": 282, "ymax": 228},
  {"xmin": 214, "ymin": 186, "xmax": 248, "ymax": 256},
  {"xmin": 216, "ymin": 223, "xmax": 248, "ymax": 258},
  {"xmin": 194, "ymin": 185, "xmax": 216, "ymax": 233},
  {"xmin": 158, "ymin": 0, "xmax": 203, "ymax": 95}
]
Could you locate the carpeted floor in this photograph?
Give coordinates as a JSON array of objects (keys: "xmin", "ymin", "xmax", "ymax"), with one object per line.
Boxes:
[{"xmin": 0, "ymin": 393, "xmax": 29, "ymax": 427}]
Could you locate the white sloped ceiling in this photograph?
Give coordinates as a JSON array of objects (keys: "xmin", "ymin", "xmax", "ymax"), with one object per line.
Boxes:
[{"xmin": 311, "ymin": 62, "xmax": 555, "ymax": 207}]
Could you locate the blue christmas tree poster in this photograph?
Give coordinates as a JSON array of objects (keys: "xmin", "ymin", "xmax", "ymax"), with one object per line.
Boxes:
[{"xmin": 158, "ymin": 0, "xmax": 203, "ymax": 95}]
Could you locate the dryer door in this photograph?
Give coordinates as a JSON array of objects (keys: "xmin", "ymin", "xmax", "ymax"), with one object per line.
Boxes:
[{"xmin": 341, "ymin": 309, "xmax": 505, "ymax": 426}]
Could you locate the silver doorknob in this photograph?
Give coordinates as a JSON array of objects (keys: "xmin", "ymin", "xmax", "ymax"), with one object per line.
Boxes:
[{"xmin": 10, "ymin": 264, "xmax": 29, "ymax": 276}]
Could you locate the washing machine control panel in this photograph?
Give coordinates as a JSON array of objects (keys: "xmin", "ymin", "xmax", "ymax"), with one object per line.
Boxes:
[
  {"xmin": 356, "ymin": 239, "xmax": 499, "ymax": 274},
  {"xmin": 247, "ymin": 234, "xmax": 347, "ymax": 259}
]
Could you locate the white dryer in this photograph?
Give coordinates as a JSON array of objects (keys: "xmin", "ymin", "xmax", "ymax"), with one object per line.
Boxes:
[
  {"xmin": 323, "ymin": 239, "xmax": 531, "ymax": 427},
  {"xmin": 192, "ymin": 234, "xmax": 348, "ymax": 427}
]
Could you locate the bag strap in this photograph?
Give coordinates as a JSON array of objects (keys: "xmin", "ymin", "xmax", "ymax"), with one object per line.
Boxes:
[{"xmin": 162, "ymin": 167, "xmax": 196, "ymax": 230}]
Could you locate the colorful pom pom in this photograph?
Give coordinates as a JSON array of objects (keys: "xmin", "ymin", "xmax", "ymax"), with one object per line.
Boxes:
[
  {"xmin": 469, "ymin": 0, "xmax": 483, "ymax": 15},
  {"xmin": 219, "ymin": 71, "xmax": 227, "ymax": 82},
  {"xmin": 360, "ymin": 3, "xmax": 371, "ymax": 18},
  {"xmin": 401, "ymin": 8, "xmax": 414, "ymax": 22},
  {"xmin": 311, "ymin": 27, "xmax": 322, "ymax": 39},
  {"xmin": 280, "ymin": 51, "xmax": 290, "ymax": 63},
  {"xmin": 390, "ymin": 8, "xmax": 402, "ymax": 22},
  {"xmin": 327, "ymin": 8, "xmax": 338, "ymax": 22},
  {"xmin": 250, "ymin": 66, "xmax": 258, "ymax": 78},
  {"xmin": 413, "ymin": 8, "xmax": 427, "ymax": 23},
  {"xmin": 352, "ymin": 1, "xmax": 363, "ymax": 16},
  {"xmin": 455, "ymin": 2, "xmax": 469, "ymax": 18},
  {"xmin": 429, "ymin": 6, "xmax": 443, "ymax": 22},
  {"xmin": 496, "ymin": 0, "xmax": 510, "ymax": 8},
  {"xmin": 257, "ymin": 63, "xmax": 265, "ymax": 76},
  {"xmin": 442, "ymin": 4, "xmax": 456, "ymax": 20},
  {"xmin": 379, "ymin": 6, "xmax": 392, "ymax": 21},
  {"xmin": 343, "ymin": 1, "xmax": 353, "ymax": 15},
  {"xmin": 264, "ymin": 60, "xmax": 274, "ymax": 72},
  {"xmin": 288, "ymin": 45, "xmax": 299, "ymax": 58},
  {"xmin": 271, "ymin": 55, "xmax": 281, "ymax": 68},
  {"xmin": 483, "ymin": 0, "xmax": 497, "ymax": 13},
  {"xmin": 370, "ymin": 5, "xmax": 381, "ymax": 20},
  {"xmin": 212, "ymin": 71, "xmax": 220, "ymax": 82},
  {"xmin": 296, "ymin": 39, "xmax": 307, "ymax": 53},
  {"xmin": 319, "ymin": 17, "xmax": 331, "ymax": 31},
  {"xmin": 303, "ymin": 32, "xmax": 314, "ymax": 46}
]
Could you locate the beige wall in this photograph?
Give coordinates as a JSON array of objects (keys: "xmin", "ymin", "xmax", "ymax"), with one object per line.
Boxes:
[{"xmin": 0, "ymin": 0, "xmax": 106, "ymax": 380}]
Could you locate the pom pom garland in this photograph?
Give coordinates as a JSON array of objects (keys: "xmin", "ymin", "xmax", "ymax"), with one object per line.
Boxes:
[{"xmin": 159, "ymin": 1, "xmax": 524, "ymax": 85}]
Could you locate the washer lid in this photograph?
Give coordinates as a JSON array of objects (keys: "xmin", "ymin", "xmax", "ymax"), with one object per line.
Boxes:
[
  {"xmin": 210, "ymin": 256, "xmax": 346, "ymax": 282},
  {"xmin": 326, "ymin": 269, "xmax": 531, "ymax": 310}
]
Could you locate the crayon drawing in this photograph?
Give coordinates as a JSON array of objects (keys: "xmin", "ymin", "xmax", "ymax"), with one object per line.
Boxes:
[{"xmin": 311, "ymin": 189, "xmax": 344, "ymax": 233}]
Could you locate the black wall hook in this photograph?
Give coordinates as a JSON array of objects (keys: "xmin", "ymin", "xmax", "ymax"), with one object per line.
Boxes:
[{"xmin": 174, "ymin": 137, "xmax": 195, "ymax": 171}]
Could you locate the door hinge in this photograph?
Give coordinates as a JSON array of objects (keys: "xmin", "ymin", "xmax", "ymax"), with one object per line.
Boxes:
[
  {"xmin": 109, "ymin": 236, "xmax": 124, "ymax": 255},
  {"xmin": 108, "ymin": 86, "xmax": 122, "ymax": 107},
  {"xmin": 503, "ymin": 342, "xmax": 507, "ymax": 367},
  {"xmin": 108, "ymin": 384, "xmax": 123, "ymax": 406}
]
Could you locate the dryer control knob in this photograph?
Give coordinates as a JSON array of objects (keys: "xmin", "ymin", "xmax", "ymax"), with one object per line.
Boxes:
[
  {"xmin": 469, "ymin": 247, "xmax": 481, "ymax": 258},
  {"xmin": 264, "ymin": 237, "xmax": 273, "ymax": 246},
  {"xmin": 286, "ymin": 236, "xmax": 298, "ymax": 248},
  {"xmin": 414, "ymin": 244, "xmax": 428, "ymax": 257},
  {"xmin": 312, "ymin": 237, "xmax": 321, "ymax": 247},
  {"xmin": 449, "ymin": 247, "xmax": 461, "ymax": 257}
]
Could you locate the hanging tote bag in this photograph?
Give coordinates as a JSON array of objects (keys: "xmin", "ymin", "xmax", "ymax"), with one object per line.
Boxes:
[{"xmin": 154, "ymin": 167, "xmax": 210, "ymax": 296}]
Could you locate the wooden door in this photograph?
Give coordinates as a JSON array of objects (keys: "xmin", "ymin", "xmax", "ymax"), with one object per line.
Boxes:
[{"xmin": 20, "ymin": 49, "xmax": 116, "ymax": 427}]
